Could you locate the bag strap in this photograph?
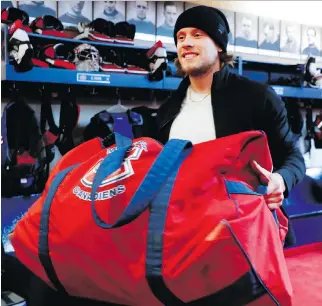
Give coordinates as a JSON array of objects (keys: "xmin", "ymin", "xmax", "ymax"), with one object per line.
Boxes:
[
  {"xmin": 40, "ymin": 89, "xmax": 60, "ymax": 136},
  {"xmin": 38, "ymin": 164, "xmax": 79, "ymax": 294},
  {"xmin": 146, "ymin": 151, "xmax": 188, "ymax": 306},
  {"xmin": 91, "ymin": 138, "xmax": 192, "ymax": 229}
]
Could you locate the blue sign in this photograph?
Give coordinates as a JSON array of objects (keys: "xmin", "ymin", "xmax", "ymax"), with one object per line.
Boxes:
[{"xmin": 77, "ymin": 73, "xmax": 111, "ymax": 84}]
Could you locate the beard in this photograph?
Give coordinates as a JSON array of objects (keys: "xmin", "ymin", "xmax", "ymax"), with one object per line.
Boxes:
[{"xmin": 180, "ymin": 59, "xmax": 216, "ymax": 77}]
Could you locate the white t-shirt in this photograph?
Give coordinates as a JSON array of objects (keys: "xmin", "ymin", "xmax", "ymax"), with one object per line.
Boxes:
[{"xmin": 169, "ymin": 87, "xmax": 216, "ymax": 144}]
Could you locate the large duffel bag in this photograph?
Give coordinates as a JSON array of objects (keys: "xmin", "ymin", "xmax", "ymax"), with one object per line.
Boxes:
[{"xmin": 11, "ymin": 131, "xmax": 293, "ymax": 306}]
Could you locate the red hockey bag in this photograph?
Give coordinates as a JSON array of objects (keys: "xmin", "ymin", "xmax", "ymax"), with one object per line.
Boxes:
[{"xmin": 11, "ymin": 131, "xmax": 292, "ymax": 306}]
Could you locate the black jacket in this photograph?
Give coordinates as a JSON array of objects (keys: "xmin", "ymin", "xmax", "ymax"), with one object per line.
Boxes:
[{"xmin": 156, "ymin": 65, "xmax": 305, "ymax": 197}]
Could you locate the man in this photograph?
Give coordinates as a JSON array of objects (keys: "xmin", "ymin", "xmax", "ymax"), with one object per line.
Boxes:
[
  {"xmin": 235, "ymin": 16, "xmax": 257, "ymax": 48},
  {"xmin": 19, "ymin": 1, "xmax": 56, "ymax": 17},
  {"xmin": 281, "ymin": 24, "xmax": 298, "ymax": 53},
  {"xmin": 59, "ymin": 1, "xmax": 90, "ymax": 25},
  {"xmin": 259, "ymin": 22, "xmax": 279, "ymax": 51},
  {"xmin": 98, "ymin": 1, "xmax": 124, "ymax": 24},
  {"xmin": 303, "ymin": 28, "xmax": 320, "ymax": 56},
  {"xmin": 157, "ymin": 6, "xmax": 305, "ymax": 245},
  {"xmin": 128, "ymin": 1, "xmax": 155, "ymax": 35},
  {"xmin": 157, "ymin": 1, "xmax": 178, "ymax": 37}
]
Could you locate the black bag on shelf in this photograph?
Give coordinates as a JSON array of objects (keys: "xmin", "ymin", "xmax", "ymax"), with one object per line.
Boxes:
[
  {"xmin": 39, "ymin": 43, "xmax": 76, "ymax": 70},
  {"xmin": 30, "ymin": 15, "xmax": 68, "ymax": 38},
  {"xmin": 114, "ymin": 21, "xmax": 135, "ymax": 44},
  {"xmin": 1, "ymin": 7, "xmax": 29, "ymax": 25},
  {"xmin": 75, "ymin": 18, "xmax": 116, "ymax": 43}
]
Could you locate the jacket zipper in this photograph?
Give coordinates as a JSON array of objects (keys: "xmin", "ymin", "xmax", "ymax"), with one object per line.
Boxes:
[{"xmin": 160, "ymin": 114, "xmax": 178, "ymax": 130}]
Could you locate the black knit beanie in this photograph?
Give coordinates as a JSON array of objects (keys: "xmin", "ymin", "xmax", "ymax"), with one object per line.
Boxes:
[{"xmin": 174, "ymin": 5, "xmax": 230, "ymax": 52}]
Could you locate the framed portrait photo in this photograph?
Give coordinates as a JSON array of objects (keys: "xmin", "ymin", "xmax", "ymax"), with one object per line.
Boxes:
[
  {"xmin": 235, "ymin": 12, "xmax": 258, "ymax": 54},
  {"xmin": 18, "ymin": 1, "xmax": 57, "ymax": 20},
  {"xmin": 126, "ymin": 1, "xmax": 156, "ymax": 44},
  {"xmin": 258, "ymin": 17, "xmax": 280, "ymax": 56},
  {"xmin": 93, "ymin": 1, "xmax": 125, "ymax": 23},
  {"xmin": 58, "ymin": 1, "xmax": 92, "ymax": 27},
  {"xmin": 156, "ymin": 1, "xmax": 183, "ymax": 49},
  {"xmin": 280, "ymin": 21, "xmax": 301, "ymax": 59},
  {"xmin": 301, "ymin": 25, "xmax": 321, "ymax": 60}
]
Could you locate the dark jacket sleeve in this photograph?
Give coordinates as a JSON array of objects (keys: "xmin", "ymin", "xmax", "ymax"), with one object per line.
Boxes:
[{"xmin": 261, "ymin": 86, "xmax": 305, "ymax": 196}]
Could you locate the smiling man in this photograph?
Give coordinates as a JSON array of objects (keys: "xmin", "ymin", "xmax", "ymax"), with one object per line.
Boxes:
[{"xmin": 156, "ymin": 5, "xmax": 305, "ymax": 246}]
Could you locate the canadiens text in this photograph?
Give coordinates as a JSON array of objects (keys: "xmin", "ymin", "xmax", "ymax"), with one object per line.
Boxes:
[{"xmin": 73, "ymin": 185, "xmax": 126, "ymax": 201}]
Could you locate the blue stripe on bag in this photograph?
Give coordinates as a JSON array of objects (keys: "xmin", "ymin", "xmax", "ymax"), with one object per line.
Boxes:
[
  {"xmin": 226, "ymin": 180, "xmax": 279, "ymax": 226},
  {"xmin": 225, "ymin": 180, "xmax": 267, "ymax": 196},
  {"xmin": 146, "ymin": 151, "xmax": 187, "ymax": 305},
  {"xmin": 38, "ymin": 164, "xmax": 79, "ymax": 293},
  {"xmin": 91, "ymin": 137, "xmax": 192, "ymax": 229}
]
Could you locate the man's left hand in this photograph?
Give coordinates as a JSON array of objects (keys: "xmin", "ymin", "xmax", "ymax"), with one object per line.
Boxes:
[{"xmin": 250, "ymin": 160, "xmax": 286, "ymax": 210}]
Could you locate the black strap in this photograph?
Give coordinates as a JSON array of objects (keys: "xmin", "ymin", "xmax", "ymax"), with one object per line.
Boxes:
[
  {"xmin": 40, "ymin": 88, "xmax": 79, "ymax": 155},
  {"xmin": 40, "ymin": 89, "xmax": 60, "ymax": 136},
  {"xmin": 56, "ymin": 90, "xmax": 79, "ymax": 155}
]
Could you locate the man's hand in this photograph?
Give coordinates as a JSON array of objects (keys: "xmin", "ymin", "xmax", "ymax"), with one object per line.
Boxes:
[{"xmin": 250, "ymin": 160, "xmax": 286, "ymax": 210}]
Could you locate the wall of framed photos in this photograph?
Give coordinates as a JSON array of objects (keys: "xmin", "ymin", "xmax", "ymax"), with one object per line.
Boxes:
[
  {"xmin": 2, "ymin": 1, "xmax": 322, "ymax": 62},
  {"xmin": 187, "ymin": 1, "xmax": 322, "ymax": 61},
  {"xmin": 195, "ymin": 1, "xmax": 322, "ymax": 26}
]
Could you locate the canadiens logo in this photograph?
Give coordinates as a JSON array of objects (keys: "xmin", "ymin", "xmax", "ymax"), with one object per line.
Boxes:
[{"xmin": 74, "ymin": 141, "xmax": 147, "ymax": 201}]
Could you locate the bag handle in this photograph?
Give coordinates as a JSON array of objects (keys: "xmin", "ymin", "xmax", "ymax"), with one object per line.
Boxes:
[{"xmin": 91, "ymin": 137, "xmax": 192, "ymax": 229}]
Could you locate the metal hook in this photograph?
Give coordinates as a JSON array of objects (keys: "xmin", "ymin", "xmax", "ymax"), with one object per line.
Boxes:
[
  {"xmin": 116, "ymin": 88, "xmax": 122, "ymax": 105},
  {"xmin": 38, "ymin": 84, "xmax": 45, "ymax": 94},
  {"xmin": 149, "ymin": 89, "xmax": 158, "ymax": 109},
  {"xmin": 90, "ymin": 87, "xmax": 97, "ymax": 95}
]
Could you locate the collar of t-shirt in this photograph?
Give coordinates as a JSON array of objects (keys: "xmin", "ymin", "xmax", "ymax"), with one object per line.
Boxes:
[{"xmin": 169, "ymin": 87, "xmax": 216, "ymax": 145}]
